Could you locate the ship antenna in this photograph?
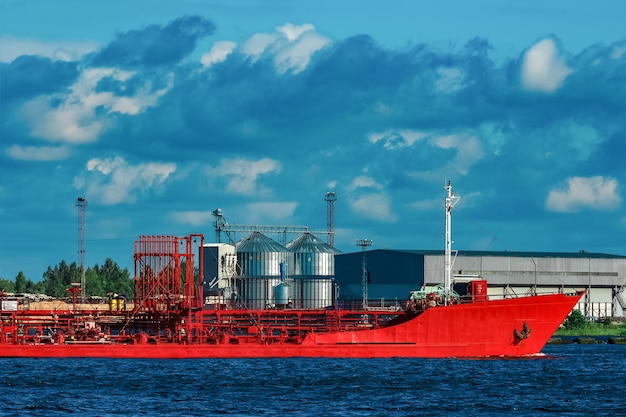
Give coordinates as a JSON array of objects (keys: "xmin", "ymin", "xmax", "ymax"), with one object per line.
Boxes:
[{"xmin": 444, "ymin": 181, "xmax": 460, "ymax": 305}]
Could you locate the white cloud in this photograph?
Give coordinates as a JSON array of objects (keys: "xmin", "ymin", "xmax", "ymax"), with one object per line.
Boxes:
[
  {"xmin": 346, "ymin": 175, "xmax": 396, "ymax": 221},
  {"xmin": 6, "ymin": 145, "xmax": 70, "ymax": 161},
  {"xmin": 551, "ymin": 119, "xmax": 602, "ymax": 160},
  {"xmin": 611, "ymin": 45, "xmax": 626, "ymax": 60},
  {"xmin": 276, "ymin": 23, "xmax": 315, "ymax": 42},
  {"xmin": 431, "ymin": 134, "xmax": 484, "ymax": 176},
  {"xmin": 435, "ymin": 67, "xmax": 465, "ymax": 93},
  {"xmin": 368, "ymin": 129, "xmax": 428, "ymax": 150},
  {"xmin": 200, "ymin": 41, "xmax": 237, "ymax": 68},
  {"xmin": 205, "ymin": 157, "xmax": 281, "ymax": 196},
  {"xmin": 521, "ymin": 38, "xmax": 573, "ymax": 93},
  {"xmin": 170, "ymin": 211, "xmax": 215, "ymax": 226},
  {"xmin": 241, "ymin": 23, "xmax": 331, "ymax": 74},
  {"xmin": 77, "ymin": 156, "xmax": 176, "ymax": 205},
  {"xmin": 347, "ymin": 176, "xmax": 382, "ymax": 191},
  {"xmin": 240, "ymin": 33, "xmax": 278, "ymax": 60},
  {"xmin": 20, "ymin": 68, "xmax": 172, "ymax": 143},
  {"xmin": 273, "ymin": 26, "xmax": 330, "ymax": 74},
  {"xmin": 409, "ymin": 198, "xmax": 440, "ymax": 212},
  {"xmin": 350, "ymin": 193, "xmax": 397, "ymax": 222},
  {"xmin": 546, "ymin": 176, "xmax": 621, "ymax": 213},
  {"xmin": 245, "ymin": 202, "xmax": 298, "ymax": 223},
  {"xmin": 0, "ymin": 36, "xmax": 99, "ymax": 63},
  {"xmin": 371, "ymin": 129, "xmax": 484, "ymax": 181}
]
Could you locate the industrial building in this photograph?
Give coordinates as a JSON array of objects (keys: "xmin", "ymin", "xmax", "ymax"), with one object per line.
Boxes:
[
  {"xmin": 203, "ymin": 232, "xmax": 339, "ymax": 310},
  {"xmin": 335, "ymin": 249, "xmax": 626, "ymax": 319},
  {"xmin": 206, "ymin": 200, "xmax": 626, "ymax": 319}
]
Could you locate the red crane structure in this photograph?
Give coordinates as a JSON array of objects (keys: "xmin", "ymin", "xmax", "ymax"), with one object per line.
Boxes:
[{"xmin": 133, "ymin": 234, "xmax": 204, "ymax": 341}]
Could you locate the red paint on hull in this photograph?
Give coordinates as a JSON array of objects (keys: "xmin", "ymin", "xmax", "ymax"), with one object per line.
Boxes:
[{"xmin": 0, "ymin": 292, "xmax": 582, "ymax": 359}]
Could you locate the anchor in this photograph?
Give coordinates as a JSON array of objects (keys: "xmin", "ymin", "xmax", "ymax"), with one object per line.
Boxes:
[{"xmin": 513, "ymin": 322, "xmax": 532, "ymax": 344}]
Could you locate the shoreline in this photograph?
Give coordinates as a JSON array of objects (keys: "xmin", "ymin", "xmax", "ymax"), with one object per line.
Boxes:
[{"xmin": 548, "ymin": 336, "xmax": 626, "ymax": 345}]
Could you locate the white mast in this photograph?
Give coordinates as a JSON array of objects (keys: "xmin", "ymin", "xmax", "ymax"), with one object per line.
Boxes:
[{"xmin": 444, "ymin": 181, "xmax": 460, "ymax": 305}]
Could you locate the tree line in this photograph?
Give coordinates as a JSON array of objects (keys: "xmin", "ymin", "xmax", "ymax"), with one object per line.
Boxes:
[{"xmin": 0, "ymin": 258, "xmax": 134, "ymax": 299}]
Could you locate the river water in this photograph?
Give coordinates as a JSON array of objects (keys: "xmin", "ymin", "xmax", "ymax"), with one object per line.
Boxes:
[{"xmin": 1, "ymin": 344, "xmax": 623, "ymax": 416}]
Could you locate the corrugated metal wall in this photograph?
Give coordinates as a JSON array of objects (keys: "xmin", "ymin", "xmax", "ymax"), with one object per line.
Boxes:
[{"xmin": 337, "ymin": 250, "xmax": 626, "ymax": 317}]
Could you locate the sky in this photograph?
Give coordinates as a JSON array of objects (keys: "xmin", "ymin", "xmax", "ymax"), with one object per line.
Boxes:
[{"xmin": 1, "ymin": 0, "xmax": 625, "ymax": 282}]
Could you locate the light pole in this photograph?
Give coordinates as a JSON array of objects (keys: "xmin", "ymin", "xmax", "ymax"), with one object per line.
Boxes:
[{"xmin": 356, "ymin": 239, "xmax": 372, "ymax": 310}]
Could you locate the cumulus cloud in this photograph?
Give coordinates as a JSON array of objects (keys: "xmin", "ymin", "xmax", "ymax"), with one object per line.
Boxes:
[
  {"xmin": 170, "ymin": 210, "xmax": 214, "ymax": 226},
  {"xmin": 546, "ymin": 176, "xmax": 621, "ymax": 212},
  {"xmin": 240, "ymin": 33, "xmax": 278, "ymax": 59},
  {"xmin": 409, "ymin": 198, "xmax": 441, "ymax": 212},
  {"xmin": 4, "ymin": 14, "xmax": 626, "ymax": 279},
  {"xmin": 368, "ymin": 128, "xmax": 484, "ymax": 179},
  {"xmin": 350, "ymin": 193, "xmax": 397, "ymax": 222},
  {"xmin": 6, "ymin": 145, "xmax": 70, "ymax": 161},
  {"xmin": 0, "ymin": 36, "xmax": 99, "ymax": 63},
  {"xmin": 200, "ymin": 41, "xmax": 237, "ymax": 68},
  {"xmin": 245, "ymin": 202, "xmax": 299, "ymax": 223},
  {"xmin": 345, "ymin": 175, "xmax": 396, "ymax": 221},
  {"xmin": 368, "ymin": 129, "xmax": 428, "ymax": 150},
  {"xmin": 431, "ymin": 134, "xmax": 484, "ymax": 175},
  {"xmin": 347, "ymin": 176, "xmax": 383, "ymax": 191},
  {"xmin": 435, "ymin": 67, "xmax": 466, "ymax": 93},
  {"xmin": 406, "ymin": 133, "xmax": 484, "ymax": 180},
  {"xmin": 240, "ymin": 23, "xmax": 331, "ymax": 74},
  {"xmin": 205, "ymin": 158, "xmax": 282, "ymax": 196},
  {"xmin": 521, "ymin": 38, "xmax": 573, "ymax": 93},
  {"xmin": 611, "ymin": 45, "xmax": 626, "ymax": 60},
  {"xmin": 19, "ymin": 67, "xmax": 172, "ymax": 144},
  {"xmin": 91, "ymin": 16, "xmax": 215, "ymax": 68},
  {"xmin": 76, "ymin": 156, "xmax": 176, "ymax": 205}
]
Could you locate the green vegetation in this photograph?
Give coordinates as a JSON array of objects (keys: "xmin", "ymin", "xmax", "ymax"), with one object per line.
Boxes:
[
  {"xmin": 0, "ymin": 258, "xmax": 134, "ymax": 299},
  {"xmin": 555, "ymin": 310, "xmax": 626, "ymax": 337}
]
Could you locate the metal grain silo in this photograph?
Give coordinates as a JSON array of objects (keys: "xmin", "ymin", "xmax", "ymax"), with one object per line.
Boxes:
[
  {"xmin": 286, "ymin": 232, "xmax": 341, "ymax": 276},
  {"xmin": 235, "ymin": 231, "xmax": 292, "ymax": 309},
  {"xmin": 286, "ymin": 232, "xmax": 340, "ymax": 309}
]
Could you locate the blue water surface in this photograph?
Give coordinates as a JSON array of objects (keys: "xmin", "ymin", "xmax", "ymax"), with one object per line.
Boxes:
[{"xmin": 1, "ymin": 344, "xmax": 624, "ymax": 416}]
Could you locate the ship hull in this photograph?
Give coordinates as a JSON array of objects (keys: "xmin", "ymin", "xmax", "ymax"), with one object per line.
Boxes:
[{"xmin": 0, "ymin": 293, "xmax": 582, "ymax": 359}]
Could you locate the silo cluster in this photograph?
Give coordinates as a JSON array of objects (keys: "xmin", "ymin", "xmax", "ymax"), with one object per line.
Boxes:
[{"xmin": 203, "ymin": 231, "xmax": 340, "ymax": 310}]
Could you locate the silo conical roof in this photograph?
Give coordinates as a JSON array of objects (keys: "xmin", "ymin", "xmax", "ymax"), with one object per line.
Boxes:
[
  {"xmin": 286, "ymin": 232, "xmax": 341, "ymax": 254},
  {"xmin": 236, "ymin": 231, "xmax": 289, "ymax": 253}
]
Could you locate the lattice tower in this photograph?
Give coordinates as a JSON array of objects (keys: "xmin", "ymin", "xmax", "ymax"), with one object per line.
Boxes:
[
  {"xmin": 325, "ymin": 191, "xmax": 337, "ymax": 247},
  {"xmin": 76, "ymin": 197, "xmax": 87, "ymax": 301}
]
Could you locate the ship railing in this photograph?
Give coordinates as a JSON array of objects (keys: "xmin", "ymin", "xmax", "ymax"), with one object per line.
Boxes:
[
  {"xmin": 336, "ymin": 299, "xmax": 405, "ymax": 312},
  {"xmin": 485, "ymin": 289, "xmax": 582, "ymax": 299}
]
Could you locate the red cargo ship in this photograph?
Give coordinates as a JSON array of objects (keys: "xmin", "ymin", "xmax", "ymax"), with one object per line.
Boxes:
[{"xmin": 0, "ymin": 183, "xmax": 582, "ymax": 358}]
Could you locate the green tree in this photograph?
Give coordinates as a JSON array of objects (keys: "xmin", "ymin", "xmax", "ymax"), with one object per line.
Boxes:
[
  {"xmin": 24, "ymin": 278, "xmax": 43, "ymax": 293},
  {"xmin": 36, "ymin": 258, "xmax": 134, "ymax": 299},
  {"xmin": 94, "ymin": 258, "xmax": 134, "ymax": 298},
  {"xmin": 563, "ymin": 309, "xmax": 587, "ymax": 330},
  {"xmin": 0, "ymin": 278, "xmax": 15, "ymax": 293},
  {"xmin": 14, "ymin": 271, "xmax": 27, "ymax": 293},
  {"xmin": 42, "ymin": 260, "xmax": 81, "ymax": 298},
  {"xmin": 85, "ymin": 267, "xmax": 103, "ymax": 297}
]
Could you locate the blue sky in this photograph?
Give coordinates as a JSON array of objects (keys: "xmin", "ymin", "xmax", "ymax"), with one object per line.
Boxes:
[{"xmin": 1, "ymin": 0, "xmax": 625, "ymax": 281}]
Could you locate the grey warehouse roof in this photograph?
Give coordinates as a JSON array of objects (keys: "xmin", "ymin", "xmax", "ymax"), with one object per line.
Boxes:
[{"xmin": 379, "ymin": 249, "xmax": 626, "ymax": 259}]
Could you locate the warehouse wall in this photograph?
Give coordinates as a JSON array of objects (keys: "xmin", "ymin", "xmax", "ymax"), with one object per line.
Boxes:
[{"xmin": 336, "ymin": 250, "xmax": 626, "ymax": 318}]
